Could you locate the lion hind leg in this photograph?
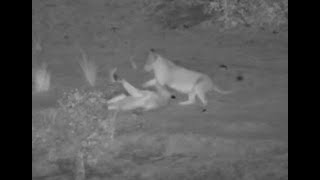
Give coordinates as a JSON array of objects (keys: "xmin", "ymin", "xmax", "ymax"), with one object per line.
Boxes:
[{"xmin": 195, "ymin": 88, "xmax": 208, "ymax": 106}]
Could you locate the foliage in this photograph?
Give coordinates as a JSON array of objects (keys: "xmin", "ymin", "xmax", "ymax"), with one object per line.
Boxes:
[
  {"xmin": 32, "ymin": 89, "xmax": 118, "ymax": 179},
  {"xmin": 142, "ymin": 0, "xmax": 288, "ymax": 30}
]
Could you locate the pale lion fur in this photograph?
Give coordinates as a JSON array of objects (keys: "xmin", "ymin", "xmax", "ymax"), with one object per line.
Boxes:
[
  {"xmin": 107, "ymin": 68, "xmax": 173, "ymax": 111},
  {"xmin": 143, "ymin": 49, "xmax": 231, "ymax": 108}
]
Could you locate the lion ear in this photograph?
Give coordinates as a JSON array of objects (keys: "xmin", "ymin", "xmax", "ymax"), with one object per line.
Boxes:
[{"xmin": 150, "ymin": 48, "xmax": 156, "ymax": 53}]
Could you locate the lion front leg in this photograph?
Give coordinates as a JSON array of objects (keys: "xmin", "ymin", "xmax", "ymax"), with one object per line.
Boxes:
[
  {"xmin": 142, "ymin": 79, "xmax": 157, "ymax": 88},
  {"xmin": 121, "ymin": 79, "xmax": 143, "ymax": 97},
  {"xmin": 107, "ymin": 94, "xmax": 127, "ymax": 104}
]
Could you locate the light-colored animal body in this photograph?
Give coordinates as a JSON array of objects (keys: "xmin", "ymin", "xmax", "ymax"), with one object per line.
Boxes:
[
  {"xmin": 143, "ymin": 49, "xmax": 231, "ymax": 108},
  {"xmin": 107, "ymin": 69, "xmax": 172, "ymax": 112}
]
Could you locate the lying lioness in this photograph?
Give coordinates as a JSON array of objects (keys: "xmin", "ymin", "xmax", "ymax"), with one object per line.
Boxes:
[
  {"xmin": 143, "ymin": 49, "xmax": 231, "ymax": 110},
  {"xmin": 107, "ymin": 68, "xmax": 173, "ymax": 111}
]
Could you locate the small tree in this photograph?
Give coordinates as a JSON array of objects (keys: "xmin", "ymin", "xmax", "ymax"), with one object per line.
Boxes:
[{"xmin": 33, "ymin": 89, "xmax": 118, "ymax": 179}]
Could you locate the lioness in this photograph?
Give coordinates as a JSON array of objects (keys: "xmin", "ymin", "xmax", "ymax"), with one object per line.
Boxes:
[
  {"xmin": 107, "ymin": 68, "xmax": 173, "ymax": 111},
  {"xmin": 143, "ymin": 49, "xmax": 231, "ymax": 111}
]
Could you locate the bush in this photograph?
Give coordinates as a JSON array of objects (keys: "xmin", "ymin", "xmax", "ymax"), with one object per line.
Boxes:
[
  {"xmin": 32, "ymin": 89, "xmax": 118, "ymax": 179},
  {"xmin": 142, "ymin": 0, "xmax": 288, "ymax": 31},
  {"xmin": 33, "ymin": 63, "xmax": 51, "ymax": 93},
  {"xmin": 78, "ymin": 49, "xmax": 98, "ymax": 87}
]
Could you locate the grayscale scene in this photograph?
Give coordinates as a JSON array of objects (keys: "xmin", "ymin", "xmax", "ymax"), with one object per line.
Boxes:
[{"xmin": 32, "ymin": 0, "xmax": 288, "ymax": 179}]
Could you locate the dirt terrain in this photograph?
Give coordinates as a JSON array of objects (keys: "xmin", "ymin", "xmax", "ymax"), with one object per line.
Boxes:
[{"xmin": 32, "ymin": 0, "xmax": 288, "ymax": 179}]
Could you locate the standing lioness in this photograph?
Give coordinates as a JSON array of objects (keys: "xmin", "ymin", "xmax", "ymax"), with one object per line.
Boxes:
[{"xmin": 143, "ymin": 49, "xmax": 230, "ymax": 110}]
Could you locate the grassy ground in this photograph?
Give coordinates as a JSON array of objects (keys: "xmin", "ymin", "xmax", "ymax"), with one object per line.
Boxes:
[{"xmin": 32, "ymin": 0, "xmax": 288, "ymax": 179}]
